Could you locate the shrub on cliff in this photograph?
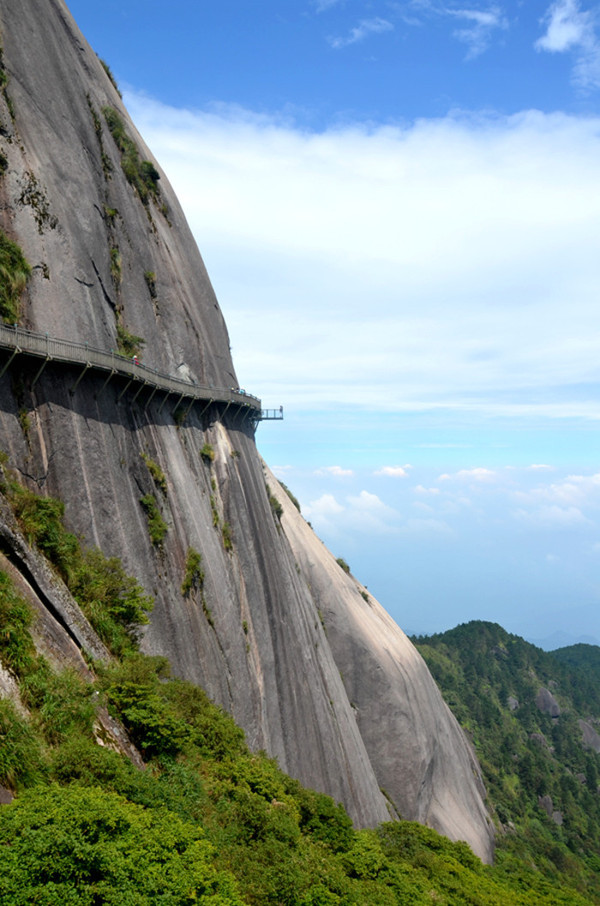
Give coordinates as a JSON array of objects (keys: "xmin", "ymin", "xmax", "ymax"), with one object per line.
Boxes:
[{"xmin": 0, "ymin": 230, "xmax": 31, "ymax": 323}]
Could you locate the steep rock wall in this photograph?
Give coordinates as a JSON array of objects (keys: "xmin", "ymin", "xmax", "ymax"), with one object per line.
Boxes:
[
  {"xmin": 265, "ymin": 466, "xmax": 494, "ymax": 860},
  {"xmin": 0, "ymin": 0, "xmax": 494, "ymax": 860}
]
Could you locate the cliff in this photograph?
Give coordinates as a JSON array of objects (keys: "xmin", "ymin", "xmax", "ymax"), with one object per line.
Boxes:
[{"xmin": 0, "ymin": 0, "xmax": 494, "ymax": 861}]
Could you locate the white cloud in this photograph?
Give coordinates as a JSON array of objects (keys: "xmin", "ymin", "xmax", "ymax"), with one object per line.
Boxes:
[
  {"xmin": 414, "ymin": 484, "xmax": 442, "ymax": 495},
  {"xmin": 374, "ymin": 465, "xmax": 410, "ymax": 477},
  {"xmin": 413, "ymin": 500, "xmax": 435, "ymax": 512},
  {"xmin": 272, "ymin": 464, "xmax": 293, "ymax": 477},
  {"xmin": 439, "ymin": 468, "xmax": 496, "ymax": 482},
  {"xmin": 447, "ymin": 6, "xmax": 508, "ymax": 58},
  {"xmin": 347, "ymin": 490, "xmax": 389, "ymax": 511},
  {"xmin": 536, "ymin": 0, "xmax": 592, "ymax": 52},
  {"xmin": 529, "ymin": 463, "xmax": 555, "ymax": 470},
  {"xmin": 328, "ymin": 17, "xmax": 394, "ymax": 49},
  {"xmin": 401, "ymin": 517, "xmax": 454, "ymax": 535},
  {"xmin": 315, "ymin": 465, "xmax": 354, "ymax": 477},
  {"xmin": 535, "ymin": 0, "xmax": 600, "ymax": 90},
  {"xmin": 303, "ymin": 488, "xmax": 399, "ymax": 536},
  {"xmin": 314, "ymin": 0, "xmax": 343, "ymax": 10},
  {"xmin": 515, "ymin": 504, "xmax": 592, "ymax": 528},
  {"xmin": 126, "ymin": 92, "xmax": 600, "ymax": 420},
  {"xmin": 304, "ymin": 493, "xmax": 345, "ymax": 518},
  {"xmin": 513, "ymin": 472, "xmax": 600, "ymax": 508}
]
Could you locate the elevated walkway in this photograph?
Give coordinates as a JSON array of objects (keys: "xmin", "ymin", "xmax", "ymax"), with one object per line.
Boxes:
[{"xmin": 0, "ymin": 324, "xmax": 281, "ymax": 427}]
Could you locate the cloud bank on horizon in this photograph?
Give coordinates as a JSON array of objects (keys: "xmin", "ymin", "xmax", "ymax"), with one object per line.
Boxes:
[{"xmin": 127, "ymin": 91, "xmax": 600, "ymax": 428}]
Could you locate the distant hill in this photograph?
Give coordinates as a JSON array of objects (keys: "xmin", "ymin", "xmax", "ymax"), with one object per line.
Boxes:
[
  {"xmin": 413, "ymin": 621, "xmax": 600, "ymax": 902},
  {"xmin": 553, "ymin": 642, "xmax": 600, "ymax": 673},
  {"xmin": 527, "ymin": 631, "xmax": 600, "ymax": 651}
]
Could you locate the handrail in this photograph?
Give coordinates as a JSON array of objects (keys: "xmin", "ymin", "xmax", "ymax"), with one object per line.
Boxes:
[{"xmin": 0, "ymin": 324, "xmax": 262, "ymax": 416}]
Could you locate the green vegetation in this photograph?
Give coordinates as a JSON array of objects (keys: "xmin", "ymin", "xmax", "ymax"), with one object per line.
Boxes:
[
  {"xmin": 0, "ymin": 150, "xmax": 7, "ymax": 173},
  {"xmin": 18, "ymin": 171, "xmax": 58, "ymax": 234},
  {"xmin": 0, "ymin": 699, "xmax": 44, "ymax": 789},
  {"xmin": 0, "ymin": 44, "xmax": 8, "ymax": 92},
  {"xmin": 0, "ymin": 786, "xmax": 243, "ymax": 905},
  {"xmin": 139, "ymin": 493, "xmax": 168, "ymax": 548},
  {"xmin": 266, "ymin": 485, "xmax": 283, "ymax": 522},
  {"xmin": 103, "ymin": 204, "xmax": 118, "ymax": 224},
  {"xmin": 17, "ymin": 407, "xmax": 30, "ymax": 442},
  {"xmin": 181, "ymin": 547, "xmax": 205, "ymax": 597},
  {"xmin": 413, "ymin": 621, "xmax": 600, "ymax": 903},
  {"xmin": 0, "ymin": 570, "xmax": 36, "ymax": 677},
  {"xmin": 71, "ymin": 550, "xmax": 153, "ymax": 656},
  {"xmin": 0, "ymin": 42, "xmax": 15, "ymax": 121},
  {"xmin": 200, "ymin": 442, "xmax": 216, "ymax": 464},
  {"xmin": 9, "ymin": 488, "xmax": 81, "ymax": 584},
  {"xmin": 336, "ymin": 557, "xmax": 350, "ymax": 574},
  {"xmin": 281, "ymin": 481, "xmax": 301, "ymax": 512},
  {"xmin": 222, "ymin": 521, "xmax": 233, "ymax": 552},
  {"xmin": 2, "ymin": 474, "xmax": 153, "ymax": 657},
  {"xmin": 0, "ymin": 229, "xmax": 31, "ymax": 323},
  {"xmin": 116, "ymin": 324, "xmax": 145, "ymax": 359},
  {"xmin": 0, "ymin": 630, "xmax": 591, "ymax": 905},
  {"xmin": 109, "ymin": 245, "xmax": 121, "ymax": 284},
  {"xmin": 144, "ymin": 269, "xmax": 157, "ymax": 298},
  {"xmin": 102, "ymin": 106, "xmax": 162, "ymax": 207},
  {"xmin": 99, "ymin": 58, "xmax": 122, "ymax": 97},
  {"xmin": 173, "ymin": 405, "xmax": 188, "ymax": 427},
  {"xmin": 0, "ymin": 499, "xmax": 595, "ymax": 905},
  {"xmin": 141, "ymin": 451, "xmax": 167, "ymax": 496},
  {"xmin": 86, "ymin": 95, "xmax": 112, "ymax": 177}
]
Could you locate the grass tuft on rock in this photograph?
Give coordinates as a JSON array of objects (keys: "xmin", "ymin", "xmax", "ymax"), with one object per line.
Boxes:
[{"xmin": 0, "ymin": 230, "xmax": 31, "ymax": 323}]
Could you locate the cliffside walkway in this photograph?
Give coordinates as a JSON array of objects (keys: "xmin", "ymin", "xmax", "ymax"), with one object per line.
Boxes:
[{"xmin": 0, "ymin": 324, "xmax": 280, "ymax": 426}]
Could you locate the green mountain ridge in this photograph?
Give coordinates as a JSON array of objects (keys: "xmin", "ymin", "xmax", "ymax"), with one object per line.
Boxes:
[{"xmin": 413, "ymin": 620, "xmax": 600, "ymax": 901}]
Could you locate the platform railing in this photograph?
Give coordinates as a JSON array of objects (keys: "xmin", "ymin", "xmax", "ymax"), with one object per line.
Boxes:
[{"xmin": 0, "ymin": 324, "xmax": 267, "ymax": 418}]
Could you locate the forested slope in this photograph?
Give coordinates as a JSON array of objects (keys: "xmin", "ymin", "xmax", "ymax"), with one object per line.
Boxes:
[{"xmin": 414, "ymin": 621, "xmax": 600, "ymax": 902}]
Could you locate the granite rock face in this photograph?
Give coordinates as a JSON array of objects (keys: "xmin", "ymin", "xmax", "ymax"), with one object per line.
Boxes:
[
  {"xmin": 0, "ymin": 0, "xmax": 494, "ymax": 861},
  {"xmin": 536, "ymin": 688, "xmax": 561, "ymax": 718},
  {"xmin": 265, "ymin": 466, "xmax": 494, "ymax": 860},
  {"xmin": 579, "ymin": 719, "xmax": 600, "ymax": 754}
]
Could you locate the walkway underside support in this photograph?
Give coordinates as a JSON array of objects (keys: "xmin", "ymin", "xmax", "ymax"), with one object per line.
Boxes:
[
  {"xmin": 157, "ymin": 390, "xmax": 171, "ymax": 414},
  {"xmin": 0, "ymin": 346, "xmax": 20, "ymax": 380},
  {"xmin": 117, "ymin": 377, "xmax": 134, "ymax": 402},
  {"xmin": 96, "ymin": 369, "xmax": 116, "ymax": 400},
  {"xmin": 178, "ymin": 397, "xmax": 196, "ymax": 426},
  {"xmin": 31, "ymin": 356, "xmax": 51, "ymax": 389},
  {"xmin": 172, "ymin": 392, "xmax": 185, "ymax": 415},
  {"xmin": 198, "ymin": 398, "xmax": 214, "ymax": 420},
  {"xmin": 70, "ymin": 362, "xmax": 91, "ymax": 395},
  {"xmin": 144, "ymin": 385, "xmax": 159, "ymax": 411},
  {"xmin": 131, "ymin": 380, "xmax": 149, "ymax": 404}
]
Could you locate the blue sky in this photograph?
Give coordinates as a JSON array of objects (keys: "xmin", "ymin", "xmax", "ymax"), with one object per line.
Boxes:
[{"xmin": 67, "ymin": 0, "xmax": 600, "ymax": 646}]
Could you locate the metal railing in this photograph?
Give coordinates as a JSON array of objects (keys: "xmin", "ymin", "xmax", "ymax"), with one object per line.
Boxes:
[{"xmin": 0, "ymin": 324, "xmax": 265, "ymax": 419}]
